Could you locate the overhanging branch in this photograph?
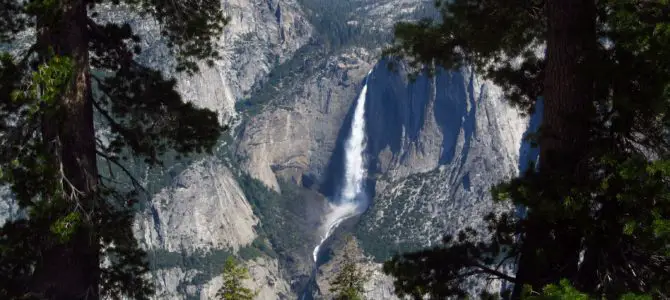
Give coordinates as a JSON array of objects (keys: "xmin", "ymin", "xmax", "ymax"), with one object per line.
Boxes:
[
  {"xmin": 471, "ymin": 261, "xmax": 518, "ymax": 283},
  {"xmin": 95, "ymin": 150, "xmax": 148, "ymax": 196}
]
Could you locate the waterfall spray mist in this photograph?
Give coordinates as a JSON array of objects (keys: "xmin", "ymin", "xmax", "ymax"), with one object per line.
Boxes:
[{"xmin": 313, "ymin": 71, "xmax": 372, "ymax": 262}]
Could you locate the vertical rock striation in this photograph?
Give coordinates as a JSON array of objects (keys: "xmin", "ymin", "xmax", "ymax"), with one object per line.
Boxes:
[
  {"xmin": 0, "ymin": 1, "xmax": 532, "ymax": 298},
  {"xmin": 357, "ymin": 65, "xmax": 527, "ymax": 261}
]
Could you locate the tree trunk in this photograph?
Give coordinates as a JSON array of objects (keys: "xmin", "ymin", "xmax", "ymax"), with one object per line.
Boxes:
[
  {"xmin": 31, "ymin": 0, "xmax": 100, "ymax": 299},
  {"xmin": 512, "ymin": 0, "xmax": 596, "ymax": 297}
]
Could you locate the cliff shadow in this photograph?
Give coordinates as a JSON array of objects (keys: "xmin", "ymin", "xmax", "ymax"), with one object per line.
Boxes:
[
  {"xmin": 433, "ymin": 69, "xmax": 474, "ymax": 166},
  {"xmin": 364, "ymin": 60, "xmax": 431, "ymax": 174},
  {"xmin": 364, "ymin": 62, "xmax": 477, "ymax": 173}
]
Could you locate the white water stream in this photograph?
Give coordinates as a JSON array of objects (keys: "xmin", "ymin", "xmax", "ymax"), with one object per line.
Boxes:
[{"xmin": 312, "ymin": 71, "xmax": 372, "ymax": 262}]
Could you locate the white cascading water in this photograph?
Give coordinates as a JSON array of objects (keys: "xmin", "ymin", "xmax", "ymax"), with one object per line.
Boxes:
[{"xmin": 312, "ymin": 70, "xmax": 372, "ymax": 262}]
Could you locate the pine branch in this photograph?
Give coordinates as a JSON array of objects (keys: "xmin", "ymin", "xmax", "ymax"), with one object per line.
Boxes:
[
  {"xmin": 95, "ymin": 149, "xmax": 148, "ymax": 196},
  {"xmin": 470, "ymin": 261, "xmax": 518, "ymax": 283},
  {"xmin": 91, "ymin": 77, "xmax": 159, "ymax": 164},
  {"xmin": 86, "ymin": 17, "xmax": 135, "ymax": 68},
  {"xmin": 17, "ymin": 43, "xmax": 37, "ymax": 67}
]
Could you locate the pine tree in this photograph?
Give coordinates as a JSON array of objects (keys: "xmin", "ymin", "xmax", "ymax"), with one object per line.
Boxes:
[
  {"xmin": 329, "ymin": 237, "xmax": 367, "ymax": 300},
  {"xmin": 521, "ymin": 279, "xmax": 651, "ymax": 300},
  {"xmin": 382, "ymin": 0, "xmax": 670, "ymax": 298},
  {"xmin": 0, "ymin": 1, "xmax": 227, "ymax": 299},
  {"xmin": 216, "ymin": 257, "xmax": 258, "ymax": 300}
]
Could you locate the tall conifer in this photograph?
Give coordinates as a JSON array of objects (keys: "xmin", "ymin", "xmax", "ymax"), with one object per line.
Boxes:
[
  {"xmin": 0, "ymin": 1, "xmax": 228, "ymax": 299},
  {"xmin": 383, "ymin": 1, "xmax": 670, "ymax": 298}
]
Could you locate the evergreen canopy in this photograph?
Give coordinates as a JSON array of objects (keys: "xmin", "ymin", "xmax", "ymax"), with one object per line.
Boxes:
[
  {"xmin": 0, "ymin": 0, "xmax": 228, "ymax": 299},
  {"xmin": 329, "ymin": 237, "xmax": 367, "ymax": 300},
  {"xmin": 216, "ymin": 257, "xmax": 257, "ymax": 300},
  {"xmin": 383, "ymin": 0, "xmax": 670, "ymax": 299}
]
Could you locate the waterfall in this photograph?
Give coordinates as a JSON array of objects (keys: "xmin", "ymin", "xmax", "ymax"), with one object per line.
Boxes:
[
  {"xmin": 312, "ymin": 71, "xmax": 371, "ymax": 262},
  {"xmin": 340, "ymin": 73, "xmax": 369, "ymax": 203}
]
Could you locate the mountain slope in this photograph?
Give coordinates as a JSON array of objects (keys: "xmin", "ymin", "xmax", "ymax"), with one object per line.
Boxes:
[
  {"xmin": 0, "ymin": 1, "xmax": 531, "ymax": 299},
  {"xmin": 357, "ymin": 67, "xmax": 526, "ymax": 260}
]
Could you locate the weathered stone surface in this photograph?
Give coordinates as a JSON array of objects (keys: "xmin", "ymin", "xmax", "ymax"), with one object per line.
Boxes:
[
  {"xmin": 237, "ymin": 48, "xmax": 376, "ymax": 192},
  {"xmin": 0, "ymin": 1, "xmax": 533, "ymax": 299},
  {"xmin": 135, "ymin": 159, "xmax": 256, "ymax": 253},
  {"xmin": 108, "ymin": 1, "xmax": 314, "ymax": 296},
  {"xmin": 95, "ymin": 0, "xmax": 313, "ymax": 125},
  {"xmin": 135, "ymin": 159, "xmax": 292, "ymax": 299},
  {"xmin": 233, "ymin": 2, "xmax": 528, "ymax": 297},
  {"xmin": 358, "ymin": 66, "xmax": 527, "ymax": 254}
]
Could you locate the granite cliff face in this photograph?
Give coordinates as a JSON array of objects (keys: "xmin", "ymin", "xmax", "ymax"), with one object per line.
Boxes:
[
  {"xmin": 236, "ymin": 0, "xmax": 435, "ymax": 192},
  {"xmin": 135, "ymin": 160, "xmax": 257, "ymax": 254},
  {"xmin": 239, "ymin": 57, "xmax": 527, "ymax": 297},
  {"xmin": 124, "ymin": 1, "xmax": 314, "ymax": 298},
  {"xmin": 96, "ymin": 0, "xmax": 312, "ymax": 125},
  {"xmin": 97, "ymin": 1, "xmax": 314, "ymax": 298},
  {"xmin": 234, "ymin": 1, "xmax": 526, "ymax": 296},
  {"xmin": 237, "ymin": 47, "xmax": 376, "ymax": 192},
  {"xmin": 356, "ymin": 66, "xmax": 527, "ymax": 258},
  {"xmin": 0, "ymin": 0, "xmax": 531, "ymax": 299}
]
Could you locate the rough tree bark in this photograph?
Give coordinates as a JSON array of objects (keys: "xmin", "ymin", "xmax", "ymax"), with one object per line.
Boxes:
[
  {"xmin": 512, "ymin": 0, "xmax": 597, "ymax": 297},
  {"xmin": 31, "ymin": 0, "xmax": 100, "ymax": 299}
]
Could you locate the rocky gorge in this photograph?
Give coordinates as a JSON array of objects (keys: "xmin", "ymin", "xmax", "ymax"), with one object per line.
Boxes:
[{"xmin": 0, "ymin": 0, "xmax": 532, "ymax": 299}]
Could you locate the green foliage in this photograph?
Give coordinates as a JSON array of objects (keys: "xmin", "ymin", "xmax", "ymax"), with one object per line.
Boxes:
[
  {"xmin": 383, "ymin": 224, "xmax": 516, "ymax": 299},
  {"xmin": 16, "ymin": 55, "xmax": 74, "ymax": 111},
  {"xmin": 522, "ymin": 280, "xmax": 651, "ymax": 300},
  {"xmin": 382, "ymin": 0, "xmax": 670, "ymax": 299},
  {"xmin": 236, "ymin": 173, "xmax": 311, "ymax": 257},
  {"xmin": 49, "ymin": 211, "xmax": 81, "ymax": 243},
  {"xmin": 0, "ymin": 0, "xmax": 228, "ymax": 298},
  {"xmin": 238, "ymin": 244, "xmax": 263, "ymax": 261},
  {"xmin": 25, "ymin": 0, "xmax": 60, "ymax": 24},
  {"xmin": 216, "ymin": 257, "xmax": 258, "ymax": 300},
  {"xmin": 384, "ymin": 0, "xmax": 545, "ymax": 114},
  {"xmin": 489, "ymin": 155, "xmax": 670, "ymax": 297},
  {"xmin": 523, "ymin": 280, "xmax": 590, "ymax": 300},
  {"xmin": 146, "ymin": 241, "xmax": 273, "ymax": 292},
  {"xmin": 94, "ymin": 64, "xmax": 222, "ymax": 165},
  {"xmin": 329, "ymin": 237, "xmax": 367, "ymax": 300},
  {"xmin": 148, "ymin": 248, "xmax": 237, "ymax": 288},
  {"xmin": 297, "ymin": 0, "xmax": 377, "ymax": 51},
  {"xmin": 0, "ymin": 53, "xmax": 19, "ymax": 100},
  {"xmin": 98, "ymin": 203, "xmax": 155, "ymax": 299},
  {"xmin": 236, "ymin": 172, "xmax": 325, "ymax": 287},
  {"xmin": 237, "ymin": 0, "xmax": 434, "ymax": 117},
  {"xmin": 239, "ymin": 237, "xmax": 277, "ymax": 261},
  {"xmin": 250, "ymin": 236, "xmax": 277, "ymax": 258},
  {"xmin": 93, "ymin": 0, "xmax": 229, "ymax": 74},
  {"xmin": 236, "ymin": 44, "xmax": 320, "ymax": 117},
  {"xmin": 149, "ymin": 249, "xmax": 231, "ymax": 271}
]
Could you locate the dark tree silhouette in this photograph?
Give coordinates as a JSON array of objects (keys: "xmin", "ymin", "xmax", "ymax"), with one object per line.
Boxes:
[
  {"xmin": 383, "ymin": 1, "xmax": 670, "ymax": 298},
  {"xmin": 0, "ymin": 0, "xmax": 228, "ymax": 299}
]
